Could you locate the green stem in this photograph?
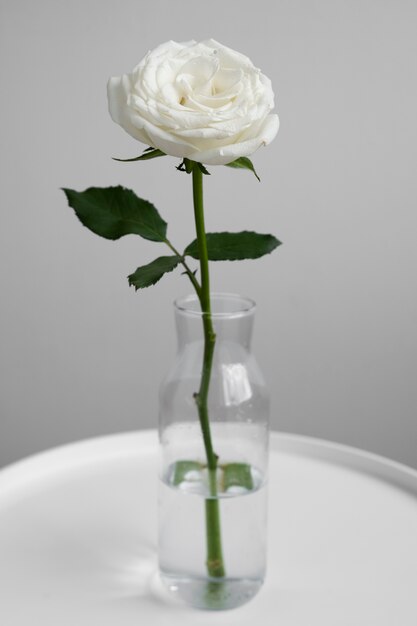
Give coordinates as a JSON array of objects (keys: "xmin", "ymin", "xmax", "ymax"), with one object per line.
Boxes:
[
  {"xmin": 191, "ymin": 164, "xmax": 225, "ymax": 579},
  {"xmin": 164, "ymin": 238, "xmax": 202, "ymax": 299}
]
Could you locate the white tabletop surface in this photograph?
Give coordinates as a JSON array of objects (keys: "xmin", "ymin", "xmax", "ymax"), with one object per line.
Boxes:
[{"xmin": 0, "ymin": 431, "xmax": 416, "ymax": 625}]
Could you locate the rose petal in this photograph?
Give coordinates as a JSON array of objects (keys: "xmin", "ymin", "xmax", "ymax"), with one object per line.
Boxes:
[
  {"xmin": 107, "ymin": 76, "xmax": 150, "ymax": 145},
  {"xmin": 145, "ymin": 124, "xmax": 197, "ymax": 158},
  {"xmin": 188, "ymin": 114, "xmax": 279, "ymax": 165}
]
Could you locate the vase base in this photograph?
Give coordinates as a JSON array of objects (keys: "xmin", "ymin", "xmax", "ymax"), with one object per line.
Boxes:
[{"xmin": 160, "ymin": 572, "xmax": 263, "ymax": 611}]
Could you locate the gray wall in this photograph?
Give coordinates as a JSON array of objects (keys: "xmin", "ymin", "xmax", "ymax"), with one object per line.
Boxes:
[{"xmin": 1, "ymin": 0, "xmax": 416, "ymax": 468}]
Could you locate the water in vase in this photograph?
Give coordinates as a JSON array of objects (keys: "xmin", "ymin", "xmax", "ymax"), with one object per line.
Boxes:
[{"xmin": 158, "ymin": 460, "xmax": 267, "ymax": 610}]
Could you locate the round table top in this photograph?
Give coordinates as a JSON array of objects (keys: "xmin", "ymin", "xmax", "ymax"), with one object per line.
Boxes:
[{"xmin": 0, "ymin": 430, "xmax": 416, "ymax": 625}]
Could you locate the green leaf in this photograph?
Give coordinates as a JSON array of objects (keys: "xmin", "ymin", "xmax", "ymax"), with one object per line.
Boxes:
[
  {"xmin": 184, "ymin": 231, "xmax": 281, "ymax": 261},
  {"xmin": 128, "ymin": 255, "xmax": 181, "ymax": 290},
  {"xmin": 222, "ymin": 463, "xmax": 253, "ymax": 491},
  {"xmin": 112, "ymin": 148, "xmax": 166, "ymax": 162},
  {"xmin": 172, "ymin": 460, "xmax": 204, "ymax": 486},
  {"xmin": 62, "ymin": 186, "xmax": 167, "ymax": 242},
  {"xmin": 225, "ymin": 157, "xmax": 260, "ymax": 182}
]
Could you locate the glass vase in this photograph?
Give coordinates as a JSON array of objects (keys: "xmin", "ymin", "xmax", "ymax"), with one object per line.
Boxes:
[{"xmin": 158, "ymin": 293, "xmax": 270, "ymax": 610}]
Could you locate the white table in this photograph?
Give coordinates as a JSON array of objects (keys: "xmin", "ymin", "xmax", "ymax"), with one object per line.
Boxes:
[{"xmin": 1, "ymin": 431, "xmax": 416, "ymax": 625}]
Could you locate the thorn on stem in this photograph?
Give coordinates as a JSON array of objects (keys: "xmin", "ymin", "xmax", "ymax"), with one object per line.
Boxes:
[{"xmin": 193, "ymin": 392, "xmax": 202, "ymax": 407}]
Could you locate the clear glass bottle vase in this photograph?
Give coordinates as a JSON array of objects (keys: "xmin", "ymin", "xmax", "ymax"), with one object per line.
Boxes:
[{"xmin": 158, "ymin": 293, "xmax": 270, "ymax": 610}]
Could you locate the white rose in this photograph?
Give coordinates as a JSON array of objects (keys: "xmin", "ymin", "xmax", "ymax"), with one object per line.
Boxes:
[{"xmin": 107, "ymin": 39, "xmax": 279, "ymax": 166}]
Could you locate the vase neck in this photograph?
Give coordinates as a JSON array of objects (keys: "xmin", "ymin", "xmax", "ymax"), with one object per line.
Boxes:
[{"xmin": 174, "ymin": 293, "xmax": 255, "ymax": 351}]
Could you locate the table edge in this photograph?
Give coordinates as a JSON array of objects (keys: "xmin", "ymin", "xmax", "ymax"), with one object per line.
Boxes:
[{"xmin": 0, "ymin": 430, "xmax": 416, "ymax": 497}]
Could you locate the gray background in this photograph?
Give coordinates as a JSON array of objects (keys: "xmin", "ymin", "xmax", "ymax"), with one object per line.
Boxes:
[{"xmin": 1, "ymin": 0, "xmax": 416, "ymax": 469}]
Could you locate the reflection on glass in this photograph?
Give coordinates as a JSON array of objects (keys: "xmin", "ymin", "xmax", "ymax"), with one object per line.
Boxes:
[{"xmin": 222, "ymin": 363, "xmax": 252, "ymax": 406}]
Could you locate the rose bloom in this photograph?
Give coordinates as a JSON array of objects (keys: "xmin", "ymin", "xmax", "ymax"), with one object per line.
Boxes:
[{"xmin": 107, "ymin": 39, "xmax": 279, "ymax": 166}]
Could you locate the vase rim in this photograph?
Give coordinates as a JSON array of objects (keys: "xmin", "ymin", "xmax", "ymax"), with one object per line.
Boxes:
[{"xmin": 174, "ymin": 292, "xmax": 256, "ymax": 319}]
